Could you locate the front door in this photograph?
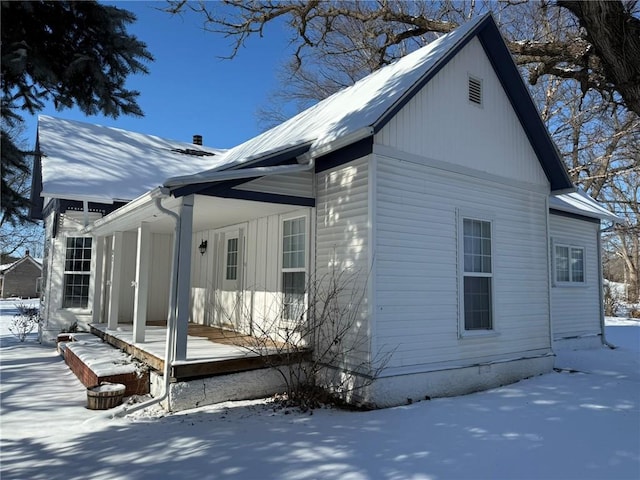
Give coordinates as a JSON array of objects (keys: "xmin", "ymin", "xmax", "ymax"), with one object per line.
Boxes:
[{"xmin": 216, "ymin": 229, "xmax": 243, "ymax": 330}]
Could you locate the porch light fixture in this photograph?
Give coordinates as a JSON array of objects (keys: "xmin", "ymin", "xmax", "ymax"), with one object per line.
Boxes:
[{"xmin": 199, "ymin": 239, "xmax": 208, "ymax": 255}]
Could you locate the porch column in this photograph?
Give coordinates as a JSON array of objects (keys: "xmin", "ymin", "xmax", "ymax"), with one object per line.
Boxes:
[
  {"xmin": 174, "ymin": 195, "xmax": 194, "ymax": 361},
  {"xmin": 91, "ymin": 236, "xmax": 105, "ymax": 325},
  {"xmin": 107, "ymin": 231, "xmax": 123, "ymax": 330},
  {"xmin": 133, "ymin": 223, "xmax": 151, "ymax": 343}
]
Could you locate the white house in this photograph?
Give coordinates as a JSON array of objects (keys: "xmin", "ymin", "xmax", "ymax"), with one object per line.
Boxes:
[{"xmin": 31, "ymin": 13, "xmax": 619, "ymax": 410}]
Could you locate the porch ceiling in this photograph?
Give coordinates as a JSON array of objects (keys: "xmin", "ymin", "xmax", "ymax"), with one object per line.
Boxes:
[
  {"xmin": 92, "ymin": 194, "xmax": 304, "ymax": 235},
  {"xmin": 191, "ymin": 195, "xmax": 301, "ymax": 232}
]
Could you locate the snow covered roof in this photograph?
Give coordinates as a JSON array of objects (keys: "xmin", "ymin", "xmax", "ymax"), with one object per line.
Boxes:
[
  {"xmin": 550, "ymin": 189, "xmax": 622, "ymax": 223},
  {"xmin": 0, "ymin": 256, "xmax": 42, "ymax": 275},
  {"xmin": 167, "ymin": 13, "xmax": 572, "ymax": 192},
  {"xmin": 36, "ymin": 115, "xmax": 227, "ymax": 204}
]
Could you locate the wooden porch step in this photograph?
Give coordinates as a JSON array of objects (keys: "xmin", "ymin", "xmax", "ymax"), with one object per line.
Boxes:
[{"xmin": 61, "ymin": 336, "xmax": 149, "ymax": 396}]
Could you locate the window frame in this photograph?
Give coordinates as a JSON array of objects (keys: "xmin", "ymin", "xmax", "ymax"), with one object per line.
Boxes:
[
  {"xmin": 458, "ymin": 213, "xmax": 496, "ymax": 337},
  {"xmin": 553, "ymin": 243, "xmax": 586, "ymax": 286},
  {"xmin": 280, "ymin": 214, "xmax": 309, "ymax": 323},
  {"xmin": 62, "ymin": 236, "xmax": 93, "ymax": 309},
  {"xmin": 225, "ymin": 237, "xmax": 239, "ymax": 281}
]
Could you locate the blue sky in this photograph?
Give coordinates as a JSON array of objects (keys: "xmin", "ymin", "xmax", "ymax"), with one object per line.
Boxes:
[{"xmin": 21, "ymin": 1, "xmax": 294, "ymax": 150}]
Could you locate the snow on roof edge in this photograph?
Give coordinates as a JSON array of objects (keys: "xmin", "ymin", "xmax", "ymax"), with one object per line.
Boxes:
[{"xmin": 550, "ymin": 189, "xmax": 622, "ymax": 223}]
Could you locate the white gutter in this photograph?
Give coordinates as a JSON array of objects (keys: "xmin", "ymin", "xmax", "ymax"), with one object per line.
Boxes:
[{"xmin": 84, "ymin": 187, "xmax": 170, "ymax": 235}]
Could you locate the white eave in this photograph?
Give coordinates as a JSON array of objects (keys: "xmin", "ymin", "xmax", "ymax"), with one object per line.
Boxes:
[{"xmin": 550, "ymin": 189, "xmax": 622, "ymax": 223}]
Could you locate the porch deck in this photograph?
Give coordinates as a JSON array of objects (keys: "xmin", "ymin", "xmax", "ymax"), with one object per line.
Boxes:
[{"xmin": 90, "ymin": 322, "xmax": 309, "ymax": 381}]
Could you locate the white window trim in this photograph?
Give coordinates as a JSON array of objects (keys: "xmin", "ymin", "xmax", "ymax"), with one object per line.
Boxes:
[
  {"xmin": 225, "ymin": 236, "xmax": 239, "ymax": 281},
  {"xmin": 62, "ymin": 235, "xmax": 93, "ymax": 310},
  {"xmin": 553, "ymin": 242, "xmax": 586, "ymax": 286},
  {"xmin": 457, "ymin": 211, "xmax": 497, "ymax": 338},
  {"xmin": 280, "ymin": 212, "xmax": 310, "ymax": 322}
]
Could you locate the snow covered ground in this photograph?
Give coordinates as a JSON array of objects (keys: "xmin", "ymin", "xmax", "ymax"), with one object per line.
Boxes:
[{"xmin": 1, "ymin": 298, "xmax": 638, "ymax": 480}]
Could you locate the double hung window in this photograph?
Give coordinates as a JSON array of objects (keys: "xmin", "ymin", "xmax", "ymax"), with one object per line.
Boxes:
[
  {"xmin": 63, "ymin": 237, "xmax": 92, "ymax": 308},
  {"xmin": 462, "ymin": 218, "xmax": 493, "ymax": 330},
  {"xmin": 282, "ymin": 217, "xmax": 306, "ymax": 322}
]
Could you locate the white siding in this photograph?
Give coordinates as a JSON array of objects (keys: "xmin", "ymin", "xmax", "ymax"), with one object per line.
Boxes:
[
  {"xmin": 190, "ymin": 208, "xmax": 311, "ymax": 335},
  {"xmin": 117, "ymin": 231, "xmax": 137, "ymax": 322},
  {"xmin": 148, "ymin": 233, "xmax": 172, "ymax": 321},
  {"xmin": 233, "ymin": 172, "xmax": 314, "ymax": 198},
  {"xmin": 549, "ymin": 214, "xmax": 601, "ymax": 339},
  {"xmin": 374, "ymin": 154, "xmax": 551, "ymax": 371},
  {"xmin": 315, "ymin": 157, "xmax": 371, "ymax": 369},
  {"xmin": 377, "ymin": 37, "xmax": 549, "ymax": 189}
]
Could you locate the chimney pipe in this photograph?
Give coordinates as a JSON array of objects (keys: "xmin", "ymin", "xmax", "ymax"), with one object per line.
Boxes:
[
  {"xmin": 25, "ymin": 250, "xmax": 30, "ymax": 257},
  {"xmin": 193, "ymin": 134, "xmax": 203, "ymax": 146}
]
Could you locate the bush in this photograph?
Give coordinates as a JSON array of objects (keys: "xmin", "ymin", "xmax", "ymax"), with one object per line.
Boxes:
[
  {"xmin": 9, "ymin": 303, "xmax": 40, "ymax": 342},
  {"xmin": 603, "ymin": 283, "xmax": 620, "ymax": 317}
]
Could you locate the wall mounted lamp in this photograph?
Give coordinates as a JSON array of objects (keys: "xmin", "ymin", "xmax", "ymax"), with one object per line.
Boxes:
[{"xmin": 198, "ymin": 239, "xmax": 208, "ymax": 255}]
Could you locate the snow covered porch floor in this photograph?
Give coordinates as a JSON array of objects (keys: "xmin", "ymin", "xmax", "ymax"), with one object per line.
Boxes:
[{"xmin": 89, "ymin": 322, "xmax": 310, "ymax": 381}]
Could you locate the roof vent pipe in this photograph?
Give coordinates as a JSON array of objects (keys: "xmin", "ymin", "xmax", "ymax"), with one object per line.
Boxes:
[{"xmin": 193, "ymin": 134, "xmax": 202, "ymax": 145}]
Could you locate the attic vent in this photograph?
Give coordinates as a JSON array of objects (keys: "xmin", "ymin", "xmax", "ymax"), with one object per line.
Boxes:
[{"xmin": 468, "ymin": 76, "xmax": 482, "ymax": 106}]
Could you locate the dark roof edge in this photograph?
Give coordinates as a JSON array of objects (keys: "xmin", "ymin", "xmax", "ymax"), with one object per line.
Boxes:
[{"xmin": 475, "ymin": 18, "xmax": 573, "ymax": 191}]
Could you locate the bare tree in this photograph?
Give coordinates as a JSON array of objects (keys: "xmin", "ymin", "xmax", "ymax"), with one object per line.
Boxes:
[
  {"xmin": 166, "ymin": 0, "xmax": 640, "ymax": 115},
  {"xmin": 218, "ymin": 268, "xmax": 391, "ymax": 410}
]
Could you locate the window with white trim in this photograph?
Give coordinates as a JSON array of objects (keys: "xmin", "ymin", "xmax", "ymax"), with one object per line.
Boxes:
[
  {"xmin": 63, "ymin": 237, "xmax": 92, "ymax": 308},
  {"xmin": 226, "ymin": 237, "xmax": 238, "ymax": 280},
  {"xmin": 462, "ymin": 218, "xmax": 493, "ymax": 330},
  {"xmin": 282, "ymin": 217, "xmax": 306, "ymax": 322},
  {"xmin": 555, "ymin": 244, "xmax": 585, "ymax": 284}
]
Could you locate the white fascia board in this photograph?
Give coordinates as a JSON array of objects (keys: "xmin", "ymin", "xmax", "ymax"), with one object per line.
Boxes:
[
  {"xmin": 164, "ymin": 141, "xmax": 314, "ymax": 188},
  {"xmin": 85, "ymin": 187, "xmax": 172, "ymax": 235}
]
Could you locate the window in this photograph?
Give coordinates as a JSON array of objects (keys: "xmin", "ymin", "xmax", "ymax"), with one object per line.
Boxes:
[
  {"xmin": 282, "ymin": 217, "xmax": 306, "ymax": 321},
  {"xmin": 63, "ymin": 237, "xmax": 92, "ymax": 308},
  {"xmin": 462, "ymin": 218, "xmax": 493, "ymax": 330},
  {"xmin": 555, "ymin": 244, "xmax": 585, "ymax": 284},
  {"xmin": 226, "ymin": 237, "xmax": 238, "ymax": 280}
]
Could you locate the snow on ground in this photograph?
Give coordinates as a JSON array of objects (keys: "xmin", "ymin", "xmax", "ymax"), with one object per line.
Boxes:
[{"xmin": 1, "ymin": 299, "xmax": 638, "ymax": 480}]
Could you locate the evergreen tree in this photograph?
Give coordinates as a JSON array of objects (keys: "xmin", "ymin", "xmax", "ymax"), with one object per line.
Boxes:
[{"xmin": 1, "ymin": 1, "xmax": 153, "ymax": 225}]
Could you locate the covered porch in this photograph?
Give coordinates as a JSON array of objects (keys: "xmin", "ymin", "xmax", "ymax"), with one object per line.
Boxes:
[
  {"xmin": 89, "ymin": 321, "xmax": 309, "ymax": 381},
  {"xmin": 85, "ymin": 184, "xmax": 314, "ymax": 367}
]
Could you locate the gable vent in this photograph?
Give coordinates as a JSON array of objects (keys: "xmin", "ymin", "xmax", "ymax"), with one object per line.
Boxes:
[{"xmin": 468, "ymin": 76, "xmax": 482, "ymax": 105}]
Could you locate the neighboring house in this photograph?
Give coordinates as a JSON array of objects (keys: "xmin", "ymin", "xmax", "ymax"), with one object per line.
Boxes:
[
  {"xmin": 0, "ymin": 252, "xmax": 42, "ymax": 299},
  {"xmin": 31, "ymin": 13, "xmax": 619, "ymax": 410}
]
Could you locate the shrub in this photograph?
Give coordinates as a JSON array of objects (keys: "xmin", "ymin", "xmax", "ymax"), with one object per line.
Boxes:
[{"xmin": 9, "ymin": 303, "xmax": 40, "ymax": 342}]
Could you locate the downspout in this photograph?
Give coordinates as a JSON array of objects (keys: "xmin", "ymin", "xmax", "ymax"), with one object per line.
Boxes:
[
  {"xmin": 598, "ymin": 221, "xmax": 617, "ymax": 349},
  {"xmin": 112, "ymin": 196, "xmax": 181, "ymax": 417}
]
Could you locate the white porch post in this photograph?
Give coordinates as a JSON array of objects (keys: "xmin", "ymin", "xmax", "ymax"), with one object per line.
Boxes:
[
  {"xmin": 91, "ymin": 235, "xmax": 105, "ymax": 325},
  {"xmin": 107, "ymin": 231, "xmax": 123, "ymax": 330},
  {"xmin": 174, "ymin": 196, "xmax": 194, "ymax": 361},
  {"xmin": 133, "ymin": 223, "xmax": 151, "ymax": 343}
]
